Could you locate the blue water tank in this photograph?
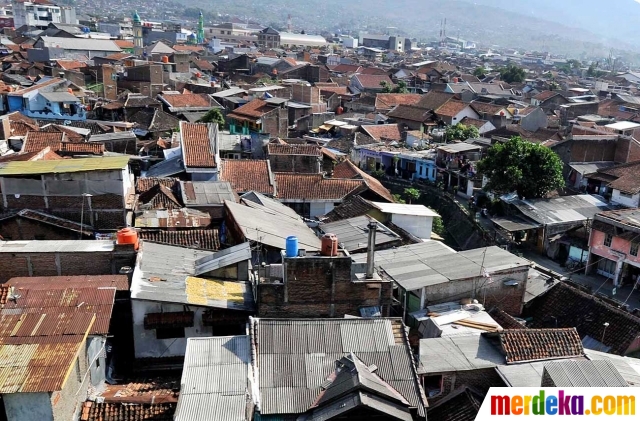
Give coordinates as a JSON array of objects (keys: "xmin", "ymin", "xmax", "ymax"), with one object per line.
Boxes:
[{"xmin": 285, "ymin": 236, "xmax": 299, "ymax": 258}]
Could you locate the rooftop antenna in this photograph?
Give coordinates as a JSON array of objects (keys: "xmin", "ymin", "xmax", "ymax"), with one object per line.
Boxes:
[{"xmin": 287, "ymin": 14, "xmax": 292, "ymax": 32}]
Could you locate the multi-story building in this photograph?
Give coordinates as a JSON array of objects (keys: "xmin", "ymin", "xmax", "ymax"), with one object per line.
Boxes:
[
  {"xmin": 588, "ymin": 208, "xmax": 640, "ymax": 287},
  {"xmin": 12, "ymin": 0, "xmax": 76, "ymax": 29}
]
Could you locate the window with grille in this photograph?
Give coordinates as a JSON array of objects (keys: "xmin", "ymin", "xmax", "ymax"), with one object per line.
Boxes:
[
  {"xmin": 631, "ymin": 242, "xmax": 639, "ymax": 257},
  {"xmin": 604, "ymin": 233, "xmax": 613, "ymax": 247}
]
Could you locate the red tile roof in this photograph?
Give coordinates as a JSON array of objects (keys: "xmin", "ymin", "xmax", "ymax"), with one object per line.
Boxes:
[
  {"xmin": 180, "ymin": 122, "xmax": 216, "ymax": 168},
  {"xmin": 57, "ymin": 142, "xmax": 105, "ymax": 154},
  {"xmin": 0, "ymin": 148, "xmax": 62, "ymax": 162},
  {"xmin": 533, "ymin": 90, "xmax": 562, "ymax": 101},
  {"xmin": 329, "ymin": 64, "xmax": 362, "ymax": 74},
  {"xmin": 137, "ymin": 184, "xmax": 182, "ymax": 209},
  {"xmin": 360, "ymin": 67, "xmax": 388, "ymax": 75},
  {"xmin": 274, "ymin": 172, "xmax": 365, "ymax": 200},
  {"xmin": 160, "ymin": 93, "xmax": 213, "ymax": 108},
  {"xmin": 375, "ymin": 93, "xmax": 422, "ymax": 110},
  {"xmin": 267, "ymin": 143, "xmax": 321, "ymax": 156},
  {"xmin": 460, "ymin": 117, "xmax": 492, "ymax": 129},
  {"xmin": 488, "ymin": 307, "xmax": 526, "ymax": 330},
  {"xmin": 227, "ymin": 99, "xmax": 274, "ymax": 121},
  {"xmin": 499, "ymin": 328, "xmax": 584, "ymax": 364},
  {"xmin": 319, "ymin": 86, "xmax": 350, "ymax": 96},
  {"xmin": 95, "ymin": 377, "xmax": 180, "ymax": 403},
  {"xmin": 114, "ymin": 40, "xmax": 135, "ymax": 49},
  {"xmin": 192, "ymin": 59, "xmax": 214, "ymax": 71},
  {"xmin": 220, "ymin": 159, "xmax": 275, "ymax": 195},
  {"xmin": 82, "ymin": 402, "xmax": 176, "ymax": 421},
  {"xmin": 332, "ymin": 160, "xmax": 394, "ymax": 202},
  {"xmin": 173, "ymin": 45, "xmax": 205, "ymax": 52},
  {"xmin": 469, "ymin": 101, "xmax": 508, "ymax": 115},
  {"xmin": 55, "ymin": 59, "xmax": 87, "ymax": 70},
  {"xmin": 361, "ymin": 124, "xmax": 403, "ymax": 142},
  {"xmin": 139, "ymin": 229, "xmax": 220, "ymax": 250},
  {"xmin": 353, "ymin": 74, "xmax": 393, "ymax": 90},
  {"xmin": 435, "ymin": 100, "xmax": 472, "ymax": 118},
  {"xmin": 136, "ymin": 177, "xmax": 180, "ymax": 194},
  {"xmin": 41, "ymin": 124, "xmax": 85, "ymax": 141},
  {"xmin": 102, "ymin": 52, "xmax": 133, "ymax": 61},
  {"xmin": 22, "ymin": 131, "xmax": 64, "ymax": 152}
]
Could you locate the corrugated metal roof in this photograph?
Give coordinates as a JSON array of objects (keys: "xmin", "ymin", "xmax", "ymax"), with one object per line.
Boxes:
[
  {"xmin": 542, "ymin": 360, "xmax": 628, "ymax": 387},
  {"xmin": 496, "ymin": 361, "xmax": 548, "ymax": 387},
  {"xmin": 253, "ymin": 318, "xmax": 426, "ymax": 417},
  {"xmin": 40, "ymin": 91, "xmax": 79, "ymax": 103},
  {"xmin": 318, "ymin": 215, "xmax": 400, "ymax": 252},
  {"xmin": 175, "ymin": 335, "xmax": 250, "ymax": 421},
  {"xmin": 508, "ymin": 194, "xmax": 610, "ymax": 226},
  {"xmin": 194, "ymin": 242, "xmax": 251, "ymax": 275},
  {"xmin": 130, "ymin": 242, "xmax": 254, "ymax": 311},
  {"xmin": 180, "ymin": 181, "xmax": 237, "ymax": 206},
  {"xmin": 0, "ymin": 156, "xmax": 129, "ymax": 176},
  {"xmin": 585, "ymin": 349, "xmax": 640, "ymax": 386}
]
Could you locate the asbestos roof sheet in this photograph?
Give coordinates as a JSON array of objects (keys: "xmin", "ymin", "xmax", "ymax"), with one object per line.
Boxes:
[
  {"xmin": 585, "ymin": 349, "xmax": 640, "ymax": 386},
  {"xmin": 417, "ymin": 335, "xmax": 505, "ymax": 374},
  {"xmin": 508, "ymin": 194, "xmax": 610, "ymax": 226},
  {"xmin": 175, "ymin": 335, "xmax": 250, "ymax": 421},
  {"xmin": 180, "ymin": 181, "xmax": 237, "ymax": 206},
  {"xmin": 491, "ymin": 216, "xmax": 540, "ymax": 232},
  {"xmin": 130, "ymin": 242, "xmax": 254, "ymax": 311},
  {"xmin": 543, "ymin": 360, "xmax": 628, "ymax": 387},
  {"xmin": 569, "ymin": 161, "xmax": 615, "ymax": 175},
  {"xmin": 496, "ymin": 361, "xmax": 549, "ymax": 387},
  {"xmin": 318, "ymin": 215, "xmax": 401, "ymax": 252},
  {"xmin": 225, "ymin": 200, "xmax": 321, "ymax": 251},
  {"xmin": 436, "ymin": 143, "xmax": 482, "ymax": 154},
  {"xmin": 0, "ymin": 156, "xmax": 129, "ymax": 176},
  {"xmin": 253, "ymin": 318, "xmax": 426, "ymax": 417},
  {"xmin": 0, "ymin": 240, "xmax": 115, "ymax": 253},
  {"xmin": 39, "ymin": 91, "xmax": 79, "ymax": 103},
  {"xmin": 368, "ymin": 201, "xmax": 440, "ymax": 217}
]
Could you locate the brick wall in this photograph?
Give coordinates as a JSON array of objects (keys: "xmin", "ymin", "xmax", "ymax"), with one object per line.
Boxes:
[
  {"xmin": 257, "ymin": 256, "xmax": 392, "ymax": 317},
  {"xmin": 268, "ymin": 154, "xmax": 320, "ymax": 173},
  {"xmin": 427, "ymin": 368, "xmax": 506, "ymax": 405},
  {"xmin": 261, "ymin": 108, "xmax": 288, "ymax": 139},
  {"xmin": 291, "ymin": 85, "xmax": 320, "ymax": 105},
  {"xmin": 0, "ymin": 246, "xmax": 137, "ymax": 282}
]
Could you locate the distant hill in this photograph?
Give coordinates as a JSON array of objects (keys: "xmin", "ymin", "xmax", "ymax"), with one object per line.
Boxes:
[{"xmin": 185, "ymin": 0, "xmax": 640, "ymax": 57}]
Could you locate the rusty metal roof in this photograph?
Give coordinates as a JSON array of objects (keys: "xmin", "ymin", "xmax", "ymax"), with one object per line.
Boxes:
[{"xmin": 7, "ymin": 275, "xmax": 129, "ymax": 291}]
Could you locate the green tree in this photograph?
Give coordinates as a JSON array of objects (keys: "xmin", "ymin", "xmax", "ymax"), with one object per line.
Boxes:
[
  {"xmin": 473, "ymin": 67, "xmax": 486, "ymax": 78},
  {"xmin": 380, "ymin": 80, "xmax": 409, "ymax": 93},
  {"xmin": 403, "ymin": 187, "xmax": 421, "ymax": 204},
  {"xmin": 432, "ymin": 216, "xmax": 445, "ymax": 236},
  {"xmin": 197, "ymin": 108, "xmax": 225, "ymax": 127},
  {"xmin": 477, "ymin": 136, "xmax": 565, "ymax": 199},
  {"xmin": 498, "ymin": 63, "xmax": 526, "ymax": 83},
  {"xmin": 445, "ymin": 123, "xmax": 480, "ymax": 141},
  {"xmin": 380, "ymin": 81, "xmax": 393, "ymax": 93},
  {"xmin": 392, "ymin": 194, "xmax": 406, "ymax": 204}
]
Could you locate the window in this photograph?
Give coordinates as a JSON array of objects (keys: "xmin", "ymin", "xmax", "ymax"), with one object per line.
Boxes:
[
  {"xmin": 604, "ymin": 233, "xmax": 613, "ymax": 247},
  {"xmin": 156, "ymin": 327, "xmax": 185, "ymax": 339},
  {"xmin": 631, "ymin": 242, "xmax": 639, "ymax": 257},
  {"xmin": 619, "ymin": 191, "xmax": 633, "ymax": 199}
]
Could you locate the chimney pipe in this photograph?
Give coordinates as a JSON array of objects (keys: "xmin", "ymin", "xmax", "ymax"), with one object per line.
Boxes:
[{"xmin": 365, "ymin": 221, "xmax": 377, "ymax": 279}]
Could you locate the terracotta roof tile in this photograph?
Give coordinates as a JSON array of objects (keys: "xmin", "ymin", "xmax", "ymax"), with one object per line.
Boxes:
[
  {"xmin": 435, "ymin": 100, "xmax": 471, "ymax": 118},
  {"xmin": 353, "ymin": 74, "xmax": 393, "ymax": 89},
  {"xmin": 227, "ymin": 98, "xmax": 274, "ymax": 121},
  {"xmin": 0, "ymin": 148, "xmax": 62, "ymax": 162},
  {"xmin": 192, "ymin": 59, "xmax": 214, "ymax": 71},
  {"xmin": 488, "ymin": 307, "xmax": 526, "ymax": 330},
  {"xmin": 329, "ymin": 64, "xmax": 362, "ymax": 74},
  {"xmin": 375, "ymin": 93, "xmax": 422, "ymax": 110},
  {"xmin": 57, "ymin": 142, "xmax": 104, "ymax": 154},
  {"xmin": 173, "ymin": 45, "xmax": 205, "ymax": 52},
  {"xmin": 460, "ymin": 117, "xmax": 491, "ymax": 129},
  {"xmin": 160, "ymin": 93, "xmax": 213, "ymax": 108},
  {"xmin": 136, "ymin": 177, "xmax": 180, "ymax": 194},
  {"xmin": 55, "ymin": 59, "xmax": 87, "ymax": 70},
  {"xmin": 499, "ymin": 328, "xmax": 584, "ymax": 363},
  {"xmin": 220, "ymin": 159, "xmax": 275, "ymax": 195},
  {"xmin": 275, "ymin": 172, "xmax": 365, "ymax": 200},
  {"xmin": 319, "ymin": 86, "xmax": 350, "ymax": 96},
  {"xmin": 40, "ymin": 124, "xmax": 84, "ymax": 141},
  {"xmin": 332, "ymin": 160, "xmax": 394, "ymax": 202},
  {"xmin": 180, "ymin": 122, "xmax": 216, "ymax": 168},
  {"xmin": 361, "ymin": 124, "xmax": 403, "ymax": 142},
  {"xmin": 469, "ymin": 101, "xmax": 508, "ymax": 115},
  {"xmin": 415, "ymin": 91, "xmax": 456, "ymax": 110},
  {"xmin": 533, "ymin": 90, "xmax": 563, "ymax": 101},
  {"xmin": 526, "ymin": 282, "xmax": 640, "ymax": 355},
  {"xmin": 360, "ymin": 67, "xmax": 388, "ymax": 75},
  {"xmin": 84, "ymin": 402, "xmax": 176, "ymax": 421},
  {"xmin": 267, "ymin": 143, "xmax": 321, "ymax": 156},
  {"xmin": 386, "ymin": 104, "xmax": 432, "ymax": 122},
  {"xmin": 22, "ymin": 131, "xmax": 64, "ymax": 152},
  {"xmin": 9, "ymin": 120, "xmax": 40, "ymax": 137},
  {"xmin": 114, "ymin": 40, "xmax": 135, "ymax": 49},
  {"xmin": 594, "ymin": 161, "xmax": 640, "ymax": 194},
  {"xmin": 319, "ymin": 195, "xmax": 375, "ymax": 222},
  {"xmin": 138, "ymin": 184, "xmax": 182, "ymax": 209},
  {"xmin": 102, "ymin": 52, "xmax": 133, "ymax": 61},
  {"xmin": 139, "ymin": 229, "xmax": 220, "ymax": 250}
]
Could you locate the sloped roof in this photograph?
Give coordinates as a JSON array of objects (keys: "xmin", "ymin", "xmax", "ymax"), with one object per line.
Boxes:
[
  {"xmin": 386, "ymin": 105, "xmax": 431, "ymax": 123},
  {"xmin": 180, "ymin": 122, "xmax": 216, "ymax": 169},
  {"xmin": 159, "ymin": 93, "xmax": 214, "ymax": 109},
  {"xmin": 319, "ymin": 195, "xmax": 376, "ymax": 223},
  {"xmin": 361, "ymin": 124, "xmax": 403, "ymax": 142},
  {"xmin": 533, "ymin": 90, "xmax": 563, "ymax": 101},
  {"xmin": 267, "ymin": 143, "xmax": 321, "ymax": 156},
  {"xmin": 251, "ymin": 318, "xmax": 426, "ymax": 417},
  {"xmin": 220, "ymin": 159, "xmax": 275, "ymax": 196},
  {"xmin": 0, "ymin": 209, "xmax": 93, "ymax": 236},
  {"xmin": 415, "ymin": 91, "xmax": 455, "ymax": 111},
  {"xmin": 435, "ymin": 100, "xmax": 473, "ymax": 118},
  {"xmin": 22, "ymin": 131, "xmax": 64, "ymax": 152},
  {"xmin": 375, "ymin": 94, "xmax": 422, "ymax": 110},
  {"xmin": 332, "ymin": 160, "xmax": 394, "ymax": 202},
  {"xmin": 275, "ymin": 172, "xmax": 365, "ymax": 201},
  {"xmin": 353, "ymin": 74, "xmax": 393, "ymax": 89},
  {"xmin": 39, "ymin": 36, "xmax": 121, "ymax": 52},
  {"xmin": 426, "ymin": 387, "xmax": 482, "ymax": 421},
  {"xmin": 499, "ymin": 328, "xmax": 584, "ymax": 364},
  {"xmin": 226, "ymin": 99, "xmax": 274, "ymax": 121},
  {"xmin": 594, "ymin": 160, "xmax": 640, "ymax": 194},
  {"xmin": 138, "ymin": 229, "xmax": 220, "ymax": 251}
]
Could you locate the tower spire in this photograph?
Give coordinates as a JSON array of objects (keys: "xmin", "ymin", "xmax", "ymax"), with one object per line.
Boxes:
[{"xmin": 197, "ymin": 11, "xmax": 205, "ymax": 44}]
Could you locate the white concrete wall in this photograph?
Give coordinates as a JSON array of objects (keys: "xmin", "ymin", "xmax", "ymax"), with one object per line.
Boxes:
[
  {"xmin": 132, "ymin": 300, "xmax": 212, "ymax": 358},
  {"xmin": 611, "ymin": 189, "xmax": 640, "ymax": 208},
  {"xmin": 4, "ymin": 392, "xmax": 53, "ymax": 421},
  {"xmin": 391, "ymin": 214, "xmax": 433, "ymax": 239},
  {"xmin": 310, "ymin": 202, "xmax": 334, "ymax": 218},
  {"xmin": 451, "ymin": 106, "xmax": 479, "ymax": 124}
]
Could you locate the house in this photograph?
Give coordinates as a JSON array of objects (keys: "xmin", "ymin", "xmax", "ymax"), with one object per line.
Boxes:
[
  {"xmin": 386, "ymin": 105, "xmax": 434, "ymax": 131},
  {"xmin": 350, "ymin": 74, "xmax": 394, "ymax": 93},
  {"xmin": 434, "ymin": 100, "xmax": 480, "ymax": 126},
  {"xmin": 587, "ymin": 208, "xmax": 640, "ymax": 286},
  {"xmin": 495, "ymin": 194, "xmax": 610, "ymax": 257},
  {"xmin": 30, "ymin": 36, "xmax": 122, "ymax": 60},
  {"xmin": 0, "ymin": 156, "xmax": 133, "ymax": 230},
  {"xmin": 21, "ymin": 131, "xmax": 104, "ymax": 156},
  {"xmin": 274, "ymin": 172, "xmax": 365, "ymax": 218},
  {"xmin": 128, "ymin": 108, "xmax": 180, "ymax": 139},
  {"xmin": 585, "ymin": 161, "xmax": 640, "ymax": 207},
  {"xmin": 524, "ymin": 281, "xmax": 640, "ymax": 356},
  {"xmin": 459, "ymin": 117, "xmax": 496, "ymax": 134},
  {"xmin": 226, "ymin": 98, "xmax": 288, "ymax": 138},
  {"xmin": 220, "ymin": 159, "xmax": 276, "ymax": 196},
  {"xmin": 224, "ymin": 195, "xmax": 321, "ymax": 262},
  {"xmin": 7, "ymin": 77, "xmax": 86, "ymax": 121},
  {"xmin": 516, "ymin": 106, "xmax": 548, "ymax": 132},
  {"xmin": 470, "ymin": 101, "xmax": 512, "ymax": 122},
  {"xmin": 130, "ymin": 241, "xmax": 254, "ymax": 359},
  {"xmin": 174, "ymin": 336, "xmax": 251, "ymax": 421},
  {"xmin": 368, "ymin": 201, "xmax": 440, "ymax": 239},
  {"xmin": 352, "ymin": 242, "xmax": 531, "ymax": 316},
  {"xmin": 157, "ymin": 92, "xmax": 222, "ymax": 114},
  {"xmin": 361, "ymin": 123, "xmax": 404, "ymax": 142},
  {"xmin": 375, "ymin": 93, "xmax": 422, "ymax": 112},
  {"xmin": 179, "ymin": 121, "xmax": 220, "ymax": 181},
  {"xmin": 246, "ymin": 318, "xmax": 427, "ymax": 419},
  {"xmin": 530, "ymin": 91, "xmax": 568, "ymax": 110},
  {"xmin": 332, "ymin": 159, "xmax": 395, "ymax": 202},
  {"xmin": 0, "ymin": 275, "xmax": 121, "ymax": 421},
  {"xmin": 266, "ymin": 143, "xmax": 322, "ymax": 173}
]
